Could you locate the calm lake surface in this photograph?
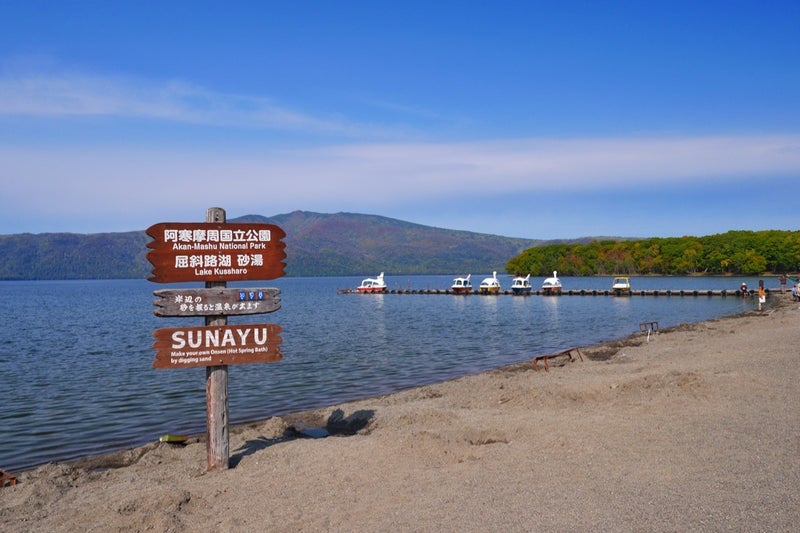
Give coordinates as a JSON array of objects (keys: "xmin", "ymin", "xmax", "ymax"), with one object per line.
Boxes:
[{"xmin": 1, "ymin": 275, "xmax": 766, "ymax": 472}]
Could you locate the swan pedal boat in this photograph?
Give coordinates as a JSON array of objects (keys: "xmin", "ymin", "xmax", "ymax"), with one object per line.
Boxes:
[
  {"xmin": 511, "ymin": 274, "xmax": 532, "ymax": 294},
  {"xmin": 451, "ymin": 274, "xmax": 473, "ymax": 294},
  {"xmin": 541, "ymin": 271, "xmax": 562, "ymax": 295},
  {"xmin": 357, "ymin": 272, "xmax": 387, "ymax": 293},
  {"xmin": 478, "ymin": 271, "xmax": 501, "ymax": 294}
]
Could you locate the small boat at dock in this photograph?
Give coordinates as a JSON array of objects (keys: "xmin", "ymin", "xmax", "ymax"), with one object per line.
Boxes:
[
  {"xmin": 357, "ymin": 272, "xmax": 387, "ymax": 293},
  {"xmin": 541, "ymin": 271, "xmax": 562, "ymax": 295},
  {"xmin": 612, "ymin": 276, "xmax": 631, "ymax": 295},
  {"xmin": 478, "ymin": 272, "xmax": 501, "ymax": 294},
  {"xmin": 511, "ymin": 274, "xmax": 532, "ymax": 295},
  {"xmin": 451, "ymin": 274, "xmax": 472, "ymax": 294}
]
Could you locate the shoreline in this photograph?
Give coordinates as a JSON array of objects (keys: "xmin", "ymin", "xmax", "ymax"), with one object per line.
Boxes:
[
  {"xmin": 0, "ymin": 277, "xmax": 755, "ymax": 475},
  {"xmin": 2, "ymin": 294, "xmax": 798, "ymax": 531},
  {"xmin": 25, "ymin": 305, "xmax": 760, "ymax": 474}
]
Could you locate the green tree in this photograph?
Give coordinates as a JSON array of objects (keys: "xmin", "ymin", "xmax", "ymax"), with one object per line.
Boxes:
[{"xmin": 506, "ymin": 230, "xmax": 800, "ymax": 277}]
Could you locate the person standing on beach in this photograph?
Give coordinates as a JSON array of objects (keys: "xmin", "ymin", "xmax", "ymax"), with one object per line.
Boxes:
[{"xmin": 779, "ymin": 274, "xmax": 787, "ymax": 293}]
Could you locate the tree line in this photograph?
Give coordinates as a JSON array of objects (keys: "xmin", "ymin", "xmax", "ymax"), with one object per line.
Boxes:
[{"xmin": 506, "ymin": 230, "xmax": 800, "ymax": 277}]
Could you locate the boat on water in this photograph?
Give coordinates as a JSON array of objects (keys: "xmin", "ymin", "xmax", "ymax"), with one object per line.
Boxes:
[
  {"xmin": 511, "ymin": 274, "xmax": 532, "ymax": 295},
  {"xmin": 612, "ymin": 276, "xmax": 631, "ymax": 295},
  {"xmin": 478, "ymin": 271, "xmax": 501, "ymax": 294},
  {"xmin": 357, "ymin": 272, "xmax": 387, "ymax": 293},
  {"xmin": 451, "ymin": 274, "xmax": 473, "ymax": 294},
  {"xmin": 541, "ymin": 271, "xmax": 562, "ymax": 295}
]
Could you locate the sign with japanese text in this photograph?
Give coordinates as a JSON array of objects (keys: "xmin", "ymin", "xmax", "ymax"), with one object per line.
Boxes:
[
  {"xmin": 153, "ymin": 287, "xmax": 281, "ymax": 317},
  {"xmin": 152, "ymin": 324, "xmax": 283, "ymax": 369},
  {"xmin": 147, "ymin": 208, "xmax": 286, "ymax": 471},
  {"xmin": 146, "ymin": 222, "xmax": 286, "ymax": 283}
]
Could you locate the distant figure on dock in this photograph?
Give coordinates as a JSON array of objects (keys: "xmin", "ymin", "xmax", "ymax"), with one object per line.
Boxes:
[
  {"xmin": 779, "ymin": 274, "xmax": 787, "ymax": 293},
  {"xmin": 740, "ymin": 282, "xmax": 748, "ymax": 297}
]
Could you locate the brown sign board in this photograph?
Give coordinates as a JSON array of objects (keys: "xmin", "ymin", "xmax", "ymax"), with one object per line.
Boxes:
[
  {"xmin": 153, "ymin": 287, "xmax": 281, "ymax": 317},
  {"xmin": 153, "ymin": 324, "xmax": 283, "ymax": 369},
  {"xmin": 146, "ymin": 222, "xmax": 286, "ymax": 283}
]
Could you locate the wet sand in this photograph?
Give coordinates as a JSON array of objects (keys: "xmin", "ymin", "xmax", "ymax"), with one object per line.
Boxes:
[{"xmin": 2, "ymin": 294, "xmax": 799, "ymax": 531}]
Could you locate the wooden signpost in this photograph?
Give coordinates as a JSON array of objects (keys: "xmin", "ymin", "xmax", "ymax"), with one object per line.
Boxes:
[
  {"xmin": 146, "ymin": 222, "xmax": 286, "ymax": 283},
  {"xmin": 147, "ymin": 207, "xmax": 286, "ymax": 471},
  {"xmin": 152, "ymin": 324, "xmax": 283, "ymax": 368},
  {"xmin": 152, "ymin": 287, "xmax": 281, "ymax": 317}
]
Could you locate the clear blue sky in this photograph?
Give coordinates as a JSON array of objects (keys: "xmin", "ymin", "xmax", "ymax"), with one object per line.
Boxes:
[{"xmin": 1, "ymin": 1, "xmax": 798, "ymax": 239}]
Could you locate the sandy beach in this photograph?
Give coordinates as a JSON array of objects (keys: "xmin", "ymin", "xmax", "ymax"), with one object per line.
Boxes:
[{"xmin": 2, "ymin": 293, "xmax": 799, "ymax": 532}]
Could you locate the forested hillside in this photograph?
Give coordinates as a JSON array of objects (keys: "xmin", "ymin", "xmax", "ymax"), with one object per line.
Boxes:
[
  {"xmin": 0, "ymin": 211, "xmax": 544, "ymax": 280},
  {"xmin": 3, "ymin": 214, "xmax": 794, "ymax": 280},
  {"xmin": 0, "ymin": 232, "xmax": 150, "ymax": 279},
  {"xmin": 506, "ymin": 230, "xmax": 800, "ymax": 276},
  {"xmin": 238, "ymin": 211, "xmax": 543, "ymax": 276}
]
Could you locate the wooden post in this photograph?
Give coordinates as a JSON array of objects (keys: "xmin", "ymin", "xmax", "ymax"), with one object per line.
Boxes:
[
  {"xmin": 147, "ymin": 208, "xmax": 286, "ymax": 472},
  {"xmin": 205, "ymin": 207, "xmax": 229, "ymax": 471}
]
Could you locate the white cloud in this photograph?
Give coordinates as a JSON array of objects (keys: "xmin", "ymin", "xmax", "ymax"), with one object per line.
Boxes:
[
  {"xmin": 4, "ymin": 134, "xmax": 799, "ymax": 212},
  {"xmin": 3, "ymin": 70, "xmax": 798, "ymax": 189},
  {"xmin": 0, "ymin": 71, "xmax": 370, "ymax": 135},
  {"xmin": 2, "ymin": 69, "xmax": 799, "ymax": 234}
]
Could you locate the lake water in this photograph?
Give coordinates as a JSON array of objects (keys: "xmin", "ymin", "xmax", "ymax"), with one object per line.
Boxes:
[{"xmin": 0, "ymin": 275, "xmax": 764, "ymax": 472}]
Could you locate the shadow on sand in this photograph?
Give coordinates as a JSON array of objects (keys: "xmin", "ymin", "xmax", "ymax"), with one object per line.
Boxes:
[{"xmin": 229, "ymin": 408, "xmax": 374, "ymax": 468}]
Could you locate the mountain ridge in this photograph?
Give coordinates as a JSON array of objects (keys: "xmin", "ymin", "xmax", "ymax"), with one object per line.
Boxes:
[{"xmin": 0, "ymin": 211, "xmax": 614, "ymax": 280}]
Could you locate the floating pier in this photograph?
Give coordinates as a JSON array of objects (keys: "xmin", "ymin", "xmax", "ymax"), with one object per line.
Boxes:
[{"xmin": 339, "ymin": 288, "xmax": 767, "ymax": 297}]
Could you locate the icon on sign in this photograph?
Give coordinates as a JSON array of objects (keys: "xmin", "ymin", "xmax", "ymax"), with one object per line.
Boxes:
[{"xmin": 238, "ymin": 291, "xmax": 246, "ymax": 301}]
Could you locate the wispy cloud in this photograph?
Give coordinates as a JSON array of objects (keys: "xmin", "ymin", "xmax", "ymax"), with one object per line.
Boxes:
[
  {"xmin": 308, "ymin": 135, "xmax": 800, "ymax": 191},
  {"xmin": 2, "ymin": 133, "xmax": 799, "ymax": 234},
  {"xmin": 364, "ymin": 96, "xmax": 462, "ymax": 122},
  {"xmin": 5, "ymin": 134, "xmax": 799, "ymax": 201},
  {"xmin": 0, "ymin": 70, "xmax": 377, "ymax": 136},
  {"xmin": 3, "ymin": 68, "xmax": 799, "ymax": 234}
]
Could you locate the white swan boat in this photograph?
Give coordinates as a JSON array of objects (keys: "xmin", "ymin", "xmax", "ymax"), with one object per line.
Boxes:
[
  {"xmin": 478, "ymin": 271, "xmax": 501, "ymax": 294},
  {"xmin": 357, "ymin": 272, "xmax": 387, "ymax": 293},
  {"xmin": 511, "ymin": 274, "xmax": 532, "ymax": 295},
  {"xmin": 451, "ymin": 274, "xmax": 472, "ymax": 294},
  {"xmin": 541, "ymin": 271, "xmax": 562, "ymax": 295}
]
